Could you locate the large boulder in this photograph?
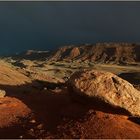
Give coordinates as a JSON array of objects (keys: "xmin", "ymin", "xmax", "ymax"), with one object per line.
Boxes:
[
  {"xmin": 0, "ymin": 89, "xmax": 6, "ymax": 98},
  {"xmin": 67, "ymin": 69, "xmax": 140, "ymax": 117}
]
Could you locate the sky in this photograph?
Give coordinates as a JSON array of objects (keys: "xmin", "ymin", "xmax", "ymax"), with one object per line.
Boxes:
[{"xmin": 0, "ymin": 1, "xmax": 140, "ymax": 55}]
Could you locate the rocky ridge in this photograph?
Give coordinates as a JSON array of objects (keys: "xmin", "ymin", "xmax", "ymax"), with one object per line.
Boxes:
[
  {"xmin": 48, "ymin": 43, "xmax": 140, "ymax": 64},
  {"xmin": 10, "ymin": 43, "xmax": 140, "ymax": 65}
]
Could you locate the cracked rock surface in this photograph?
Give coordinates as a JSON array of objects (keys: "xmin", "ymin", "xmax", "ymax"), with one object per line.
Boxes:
[{"xmin": 68, "ymin": 69, "xmax": 140, "ymax": 117}]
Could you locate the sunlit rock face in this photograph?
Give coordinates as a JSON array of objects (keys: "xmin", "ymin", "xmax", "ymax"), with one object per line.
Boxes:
[{"xmin": 68, "ymin": 69, "xmax": 140, "ymax": 117}]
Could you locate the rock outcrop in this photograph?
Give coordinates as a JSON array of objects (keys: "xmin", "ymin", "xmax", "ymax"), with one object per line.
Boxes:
[
  {"xmin": 0, "ymin": 97, "xmax": 31, "ymax": 128},
  {"xmin": 0, "ymin": 89, "xmax": 6, "ymax": 98},
  {"xmin": 0, "ymin": 60, "xmax": 31, "ymax": 85},
  {"xmin": 67, "ymin": 69, "xmax": 140, "ymax": 117},
  {"xmin": 48, "ymin": 43, "xmax": 140, "ymax": 64},
  {"xmin": 11, "ymin": 43, "xmax": 140, "ymax": 64},
  {"xmin": 69, "ymin": 47, "xmax": 81, "ymax": 59}
]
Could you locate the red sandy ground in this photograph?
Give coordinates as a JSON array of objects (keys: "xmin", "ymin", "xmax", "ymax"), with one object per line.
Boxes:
[{"xmin": 0, "ymin": 86, "xmax": 139, "ymax": 139}]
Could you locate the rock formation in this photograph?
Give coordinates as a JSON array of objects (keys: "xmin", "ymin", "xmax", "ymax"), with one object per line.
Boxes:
[
  {"xmin": 12, "ymin": 43, "xmax": 140, "ymax": 64},
  {"xmin": 0, "ymin": 60, "xmax": 31, "ymax": 85},
  {"xmin": 48, "ymin": 43, "xmax": 140, "ymax": 64},
  {"xmin": 67, "ymin": 69, "xmax": 140, "ymax": 117}
]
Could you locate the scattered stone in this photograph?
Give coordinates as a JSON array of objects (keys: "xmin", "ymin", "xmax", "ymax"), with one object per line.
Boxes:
[
  {"xmin": 29, "ymin": 128, "xmax": 34, "ymax": 132},
  {"xmin": 30, "ymin": 119, "xmax": 36, "ymax": 124},
  {"xmin": 19, "ymin": 135, "xmax": 23, "ymax": 139},
  {"xmin": 68, "ymin": 69, "xmax": 140, "ymax": 117},
  {"xmin": 37, "ymin": 124, "xmax": 43, "ymax": 129},
  {"xmin": 44, "ymin": 87, "xmax": 47, "ymax": 90},
  {"xmin": 0, "ymin": 90, "xmax": 6, "ymax": 98}
]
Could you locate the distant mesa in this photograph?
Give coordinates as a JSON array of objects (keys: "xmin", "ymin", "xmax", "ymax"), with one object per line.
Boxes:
[
  {"xmin": 67, "ymin": 69, "xmax": 140, "ymax": 117},
  {"xmin": 49, "ymin": 43, "xmax": 140, "ymax": 65},
  {"xmin": 25, "ymin": 50, "xmax": 49, "ymax": 55},
  {"xmin": 12, "ymin": 50, "xmax": 51, "ymax": 60},
  {"xmin": 11, "ymin": 43, "xmax": 140, "ymax": 65}
]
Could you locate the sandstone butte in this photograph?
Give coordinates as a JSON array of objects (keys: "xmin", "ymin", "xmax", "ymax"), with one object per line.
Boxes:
[{"xmin": 67, "ymin": 69, "xmax": 140, "ymax": 117}]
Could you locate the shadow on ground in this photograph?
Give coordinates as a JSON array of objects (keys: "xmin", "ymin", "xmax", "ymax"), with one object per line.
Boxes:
[
  {"xmin": 0, "ymin": 80, "xmax": 139, "ymax": 138},
  {"xmin": 0, "ymin": 81, "xmax": 89, "ymax": 138}
]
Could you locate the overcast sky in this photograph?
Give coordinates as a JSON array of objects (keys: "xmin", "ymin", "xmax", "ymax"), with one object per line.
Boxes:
[{"xmin": 0, "ymin": 2, "xmax": 140, "ymax": 55}]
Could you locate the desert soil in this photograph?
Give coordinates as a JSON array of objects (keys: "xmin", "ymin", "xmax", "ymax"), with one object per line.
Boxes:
[{"xmin": 0, "ymin": 59, "xmax": 140, "ymax": 138}]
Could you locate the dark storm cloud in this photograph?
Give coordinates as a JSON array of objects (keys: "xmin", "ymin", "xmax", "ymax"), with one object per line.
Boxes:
[{"xmin": 0, "ymin": 2, "xmax": 140, "ymax": 55}]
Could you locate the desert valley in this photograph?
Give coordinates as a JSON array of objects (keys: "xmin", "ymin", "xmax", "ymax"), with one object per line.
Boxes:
[{"xmin": 0, "ymin": 43, "xmax": 140, "ymax": 138}]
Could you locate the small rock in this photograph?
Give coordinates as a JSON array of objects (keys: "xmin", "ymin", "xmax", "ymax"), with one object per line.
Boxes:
[
  {"xmin": 37, "ymin": 124, "xmax": 43, "ymax": 129},
  {"xmin": 30, "ymin": 119, "xmax": 36, "ymax": 124},
  {"xmin": 29, "ymin": 128, "xmax": 34, "ymax": 132},
  {"xmin": 44, "ymin": 87, "xmax": 47, "ymax": 90},
  {"xmin": 19, "ymin": 135, "xmax": 23, "ymax": 139},
  {"xmin": 0, "ymin": 90, "xmax": 6, "ymax": 98}
]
